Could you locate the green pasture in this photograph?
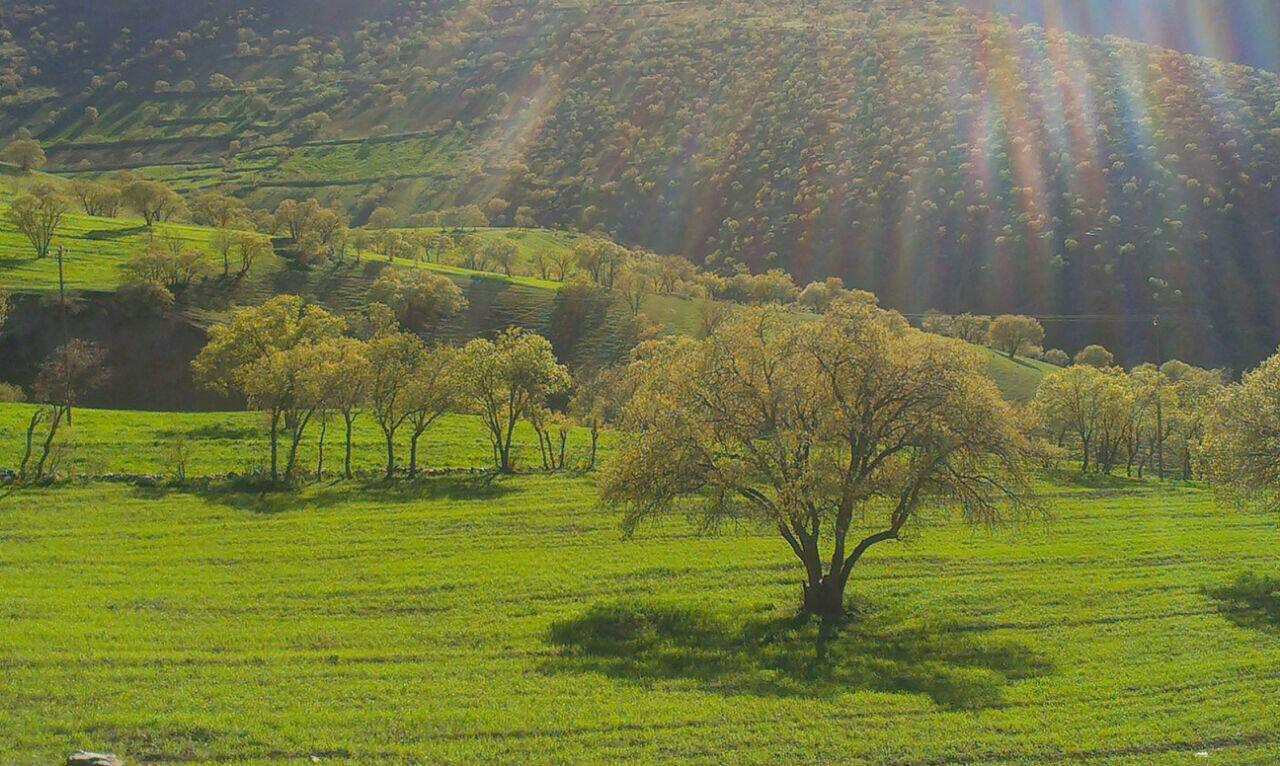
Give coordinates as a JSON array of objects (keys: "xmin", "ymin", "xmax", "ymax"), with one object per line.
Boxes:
[{"xmin": 0, "ymin": 405, "xmax": 1277, "ymax": 764}]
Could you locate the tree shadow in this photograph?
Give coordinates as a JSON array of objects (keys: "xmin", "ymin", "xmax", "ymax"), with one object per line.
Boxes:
[
  {"xmin": 1041, "ymin": 467, "xmax": 1147, "ymax": 491},
  {"xmin": 543, "ymin": 600, "xmax": 1052, "ymax": 709},
  {"xmin": 310, "ymin": 472, "xmax": 516, "ymax": 506},
  {"xmin": 129, "ymin": 471, "xmax": 514, "ymax": 514},
  {"xmin": 83, "ymin": 225, "xmax": 150, "ymax": 240},
  {"xmin": 154, "ymin": 424, "xmax": 260, "ymax": 440},
  {"xmin": 1205, "ymin": 573, "xmax": 1280, "ymax": 634}
]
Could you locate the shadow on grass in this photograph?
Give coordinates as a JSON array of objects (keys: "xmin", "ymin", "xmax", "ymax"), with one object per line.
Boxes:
[
  {"xmin": 1206, "ymin": 573, "xmax": 1280, "ymax": 634},
  {"xmin": 83, "ymin": 224, "xmax": 149, "ymax": 240},
  {"xmin": 1041, "ymin": 467, "xmax": 1148, "ymax": 491},
  {"xmin": 155, "ymin": 424, "xmax": 260, "ymax": 440},
  {"xmin": 543, "ymin": 600, "xmax": 1052, "ymax": 709},
  {"xmin": 130, "ymin": 472, "xmax": 514, "ymax": 514}
]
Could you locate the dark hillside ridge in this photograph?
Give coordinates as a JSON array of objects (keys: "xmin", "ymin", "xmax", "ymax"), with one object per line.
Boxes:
[
  {"xmin": 957, "ymin": 0, "xmax": 1280, "ymax": 73},
  {"xmin": 4, "ymin": 1, "xmax": 1280, "ymax": 369},
  {"xmin": 0, "ymin": 268, "xmax": 627, "ymax": 411}
]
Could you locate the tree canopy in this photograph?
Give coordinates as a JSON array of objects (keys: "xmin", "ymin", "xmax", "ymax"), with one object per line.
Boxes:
[{"xmin": 602, "ymin": 297, "xmax": 1032, "ymax": 628}]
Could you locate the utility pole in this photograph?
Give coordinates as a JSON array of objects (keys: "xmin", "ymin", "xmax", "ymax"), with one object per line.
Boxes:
[{"xmin": 57, "ymin": 245, "xmax": 71, "ymax": 426}]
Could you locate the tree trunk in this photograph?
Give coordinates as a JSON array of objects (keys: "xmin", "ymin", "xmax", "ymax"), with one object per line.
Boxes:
[
  {"xmin": 34, "ymin": 406, "xmax": 65, "ymax": 480},
  {"xmin": 384, "ymin": 432, "xmax": 396, "ymax": 480},
  {"xmin": 269, "ymin": 410, "xmax": 281, "ymax": 482},
  {"xmin": 316, "ymin": 418, "xmax": 327, "ymax": 482},
  {"xmin": 1156, "ymin": 404, "xmax": 1165, "ymax": 481},
  {"xmin": 535, "ymin": 427, "xmax": 549, "ymax": 469},
  {"xmin": 343, "ymin": 414, "xmax": 355, "ymax": 480},
  {"xmin": 408, "ymin": 433, "xmax": 419, "ymax": 478},
  {"xmin": 589, "ymin": 422, "xmax": 599, "ymax": 470},
  {"xmin": 19, "ymin": 410, "xmax": 43, "ymax": 479}
]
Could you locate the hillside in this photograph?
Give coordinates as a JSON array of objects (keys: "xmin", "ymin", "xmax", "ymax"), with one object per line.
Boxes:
[
  {"xmin": 3, "ymin": 0, "xmax": 1280, "ymax": 368},
  {"xmin": 959, "ymin": 0, "xmax": 1280, "ymax": 72},
  {"xmin": 0, "ymin": 188, "xmax": 1048, "ymax": 407}
]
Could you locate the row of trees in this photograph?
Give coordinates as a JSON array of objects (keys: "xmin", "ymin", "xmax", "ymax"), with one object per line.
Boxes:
[
  {"xmin": 1032, "ymin": 360, "xmax": 1226, "ymax": 478},
  {"xmin": 190, "ymin": 296, "xmax": 573, "ymax": 482}
]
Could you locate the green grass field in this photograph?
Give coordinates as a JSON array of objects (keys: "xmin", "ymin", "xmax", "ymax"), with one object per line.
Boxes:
[
  {"xmin": 0, "ymin": 206, "xmax": 261, "ymax": 292},
  {"xmin": 1, "ymin": 404, "xmax": 1277, "ymax": 764}
]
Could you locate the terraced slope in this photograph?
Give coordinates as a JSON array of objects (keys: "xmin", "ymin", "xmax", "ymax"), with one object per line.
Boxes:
[{"xmin": 5, "ymin": 0, "xmax": 1280, "ymax": 367}]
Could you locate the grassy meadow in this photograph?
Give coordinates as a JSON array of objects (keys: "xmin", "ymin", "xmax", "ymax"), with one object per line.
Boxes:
[{"xmin": 1, "ymin": 404, "xmax": 1278, "ymax": 764}]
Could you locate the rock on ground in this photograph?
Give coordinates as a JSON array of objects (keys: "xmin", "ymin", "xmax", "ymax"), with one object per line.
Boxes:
[{"xmin": 67, "ymin": 752, "xmax": 122, "ymax": 766}]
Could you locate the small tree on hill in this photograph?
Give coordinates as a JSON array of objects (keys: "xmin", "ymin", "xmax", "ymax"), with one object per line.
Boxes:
[
  {"xmin": 3, "ymin": 138, "xmax": 46, "ymax": 172},
  {"xmin": 367, "ymin": 206, "xmax": 397, "ymax": 230},
  {"xmin": 122, "ymin": 241, "xmax": 209, "ymax": 293},
  {"xmin": 948, "ymin": 313, "xmax": 991, "ymax": 344},
  {"xmin": 988, "ymin": 314, "xmax": 1044, "ymax": 359},
  {"xmin": 367, "ymin": 268, "xmax": 467, "ymax": 333},
  {"xmin": 6, "ymin": 184, "xmax": 69, "ymax": 260},
  {"xmin": 575, "ymin": 238, "xmax": 628, "ymax": 289},
  {"xmin": 601, "ymin": 299, "xmax": 1031, "ymax": 632},
  {"xmin": 189, "ymin": 191, "xmax": 248, "ymax": 230},
  {"xmin": 1074, "ymin": 344, "xmax": 1115, "ymax": 368},
  {"xmin": 70, "ymin": 179, "xmax": 121, "ymax": 217},
  {"xmin": 455, "ymin": 328, "xmax": 571, "ymax": 473},
  {"xmin": 549, "ymin": 248, "xmax": 575, "ymax": 281},
  {"xmin": 234, "ymin": 234, "xmax": 272, "ymax": 277},
  {"xmin": 484, "ymin": 239, "xmax": 520, "ymax": 276},
  {"xmin": 1042, "ymin": 348, "xmax": 1070, "ymax": 367},
  {"xmin": 121, "ymin": 179, "xmax": 183, "ymax": 227}
]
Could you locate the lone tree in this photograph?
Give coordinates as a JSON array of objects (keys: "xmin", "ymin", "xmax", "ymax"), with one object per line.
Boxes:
[
  {"xmin": 988, "ymin": 314, "xmax": 1044, "ymax": 359},
  {"xmin": 191, "ymin": 296, "xmax": 345, "ymax": 481},
  {"xmin": 2, "ymin": 138, "xmax": 46, "ymax": 172},
  {"xmin": 20, "ymin": 340, "xmax": 109, "ymax": 481},
  {"xmin": 6, "ymin": 184, "xmax": 69, "ymax": 260},
  {"xmin": 455, "ymin": 328, "xmax": 571, "ymax": 473},
  {"xmin": 601, "ymin": 299, "xmax": 1032, "ymax": 631}
]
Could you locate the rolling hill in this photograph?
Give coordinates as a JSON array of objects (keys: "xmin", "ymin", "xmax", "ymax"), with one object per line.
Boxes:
[
  {"xmin": 1, "ymin": 0, "xmax": 1279, "ymax": 369},
  {"xmin": 0, "ymin": 172, "xmax": 1048, "ymax": 407}
]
